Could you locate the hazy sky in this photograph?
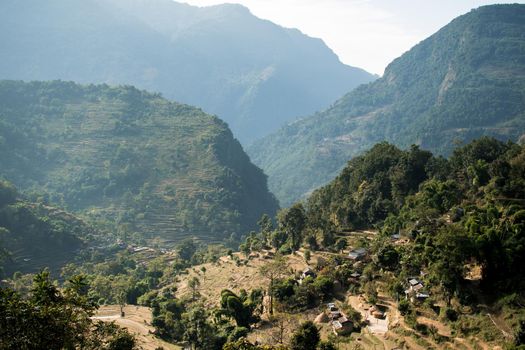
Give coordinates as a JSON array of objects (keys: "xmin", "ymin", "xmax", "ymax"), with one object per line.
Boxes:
[{"xmin": 181, "ymin": 0, "xmax": 525, "ymax": 75}]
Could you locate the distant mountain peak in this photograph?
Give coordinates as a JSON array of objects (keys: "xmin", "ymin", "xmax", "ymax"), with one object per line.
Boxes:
[{"xmin": 0, "ymin": 0, "xmax": 375, "ymax": 143}]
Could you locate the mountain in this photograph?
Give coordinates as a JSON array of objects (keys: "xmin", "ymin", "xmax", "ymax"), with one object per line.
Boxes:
[
  {"xmin": 0, "ymin": 0, "xmax": 375, "ymax": 143},
  {"xmin": 0, "ymin": 80, "xmax": 278, "ymax": 243},
  {"xmin": 249, "ymin": 4, "xmax": 525, "ymax": 206},
  {"xmin": 0, "ymin": 180, "xmax": 97, "ymax": 276}
]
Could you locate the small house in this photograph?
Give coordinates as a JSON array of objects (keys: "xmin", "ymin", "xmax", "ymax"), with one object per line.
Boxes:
[
  {"xmin": 347, "ymin": 248, "xmax": 367, "ymax": 261},
  {"xmin": 299, "ymin": 267, "xmax": 316, "ymax": 284},
  {"xmin": 327, "ymin": 302, "xmax": 337, "ymax": 311},
  {"xmin": 405, "ymin": 278, "xmax": 430, "ymax": 303},
  {"xmin": 332, "ymin": 316, "xmax": 353, "ymax": 335},
  {"xmin": 301, "ymin": 267, "xmax": 316, "ymax": 279},
  {"xmin": 330, "ymin": 311, "xmax": 343, "ymax": 320}
]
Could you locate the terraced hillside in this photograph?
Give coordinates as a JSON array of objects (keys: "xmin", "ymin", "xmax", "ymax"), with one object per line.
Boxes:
[{"xmin": 0, "ymin": 80, "xmax": 278, "ymax": 242}]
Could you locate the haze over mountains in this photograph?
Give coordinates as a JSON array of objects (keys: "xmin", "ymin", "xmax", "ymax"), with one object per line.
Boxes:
[
  {"xmin": 249, "ymin": 4, "xmax": 525, "ymax": 206},
  {"xmin": 0, "ymin": 0, "xmax": 375, "ymax": 143},
  {"xmin": 0, "ymin": 81, "xmax": 278, "ymax": 242}
]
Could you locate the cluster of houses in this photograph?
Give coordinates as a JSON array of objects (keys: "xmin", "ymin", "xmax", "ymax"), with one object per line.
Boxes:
[
  {"xmin": 327, "ymin": 302, "xmax": 354, "ymax": 336},
  {"xmin": 404, "ymin": 277, "xmax": 430, "ymax": 303}
]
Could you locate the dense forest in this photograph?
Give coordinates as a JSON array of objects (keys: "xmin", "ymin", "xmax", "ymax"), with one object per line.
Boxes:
[
  {"xmin": 305, "ymin": 138, "xmax": 525, "ymax": 290},
  {"xmin": 233, "ymin": 137, "xmax": 525, "ymax": 348},
  {"xmin": 249, "ymin": 4, "xmax": 525, "ymax": 205},
  {"xmin": 0, "ymin": 80, "xmax": 278, "ymax": 243}
]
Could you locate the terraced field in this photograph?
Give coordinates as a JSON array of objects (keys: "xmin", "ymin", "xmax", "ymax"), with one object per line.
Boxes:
[{"xmin": 0, "ymin": 81, "xmax": 278, "ymax": 243}]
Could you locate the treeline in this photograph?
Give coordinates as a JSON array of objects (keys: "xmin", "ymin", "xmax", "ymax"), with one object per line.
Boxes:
[{"xmin": 241, "ymin": 137, "xmax": 525, "ymax": 293}]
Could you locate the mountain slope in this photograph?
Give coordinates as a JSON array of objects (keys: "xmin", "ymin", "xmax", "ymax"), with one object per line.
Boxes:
[
  {"xmin": 0, "ymin": 180, "xmax": 97, "ymax": 276},
  {"xmin": 249, "ymin": 4, "xmax": 525, "ymax": 206},
  {"xmin": 0, "ymin": 0, "xmax": 375, "ymax": 143},
  {"xmin": 0, "ymin": 80, "xmax": 278, "ymax": 242}
]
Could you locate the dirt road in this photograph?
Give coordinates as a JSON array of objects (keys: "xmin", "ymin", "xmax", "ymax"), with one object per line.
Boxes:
[{"xmin": 93, "ymin": 305, "xmax": 181, "ymax": 350}]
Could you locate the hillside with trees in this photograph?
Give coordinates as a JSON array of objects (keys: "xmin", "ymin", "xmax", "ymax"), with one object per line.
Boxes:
[
  {"xmin": 0, "ymin": 180, "xmax": 100, "ymax": 276},
  {"xmin": 249, "ymin": 4, "xmax": 525, "ymax": 205},
  {"xmin": 2, "ymin": 137, "xmax": 524, "ymax": 349},
  {"xmin": 0, "ymin": 0, "xmax": 375, "ymax": 143},
  {"xmin": 227, "ymin": 137, "xmax": 525, "ymax": 349},
  {"xmin": 0, "ymin": 80, "xmax": 278, "ymax": 243}
]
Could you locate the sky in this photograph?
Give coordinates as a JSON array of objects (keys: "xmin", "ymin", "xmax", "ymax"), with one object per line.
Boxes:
[{"xmin": 180, "ymin": 0, "xmax": 525, "ymax": 75}]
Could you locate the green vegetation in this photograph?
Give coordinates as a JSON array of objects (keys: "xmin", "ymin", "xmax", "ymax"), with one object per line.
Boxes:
[
  {"xmin": 305, "ymin": 138, "xmax": 525, "ymax": 292},
  {"xmin": 0, "ymin": 271, "xmax": 139, "ymax": 349},
  {"xmin": 2, "ymin": 135, "xmax": 523, "ymax": 349},
  {"xmin": 238, "ymin": 137, "xmax": 524, "ymax": 348},
  {"xmin": 0, "ymin": 80, "xmax": 278, "ymax": 242},
  {"xmin": 249, "ymin": 4, "xmax": 525, "ymax": 205},
  {"xmin": 0, "ymin": 180, "xmax": 98, "ymax": 276},
  {"xmin": 289, "ymin": 321, "xmax": 320, "ymax": 350}
]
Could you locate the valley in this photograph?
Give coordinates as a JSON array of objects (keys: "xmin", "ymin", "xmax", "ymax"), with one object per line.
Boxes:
[
  {"xmin": 1, "ymin": 2, "xmax": 525, "ymax": 350},
  {"xmin": 249, "ymin": 4, "xmax": 525, "ymax": 206}
]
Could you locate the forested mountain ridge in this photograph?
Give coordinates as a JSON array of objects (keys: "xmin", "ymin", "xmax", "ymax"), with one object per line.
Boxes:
[
  {"xmin": 0, "ymin": 80, "xmax": 278, "ymax": 242},
  {"xmin": 249, "ymin": 4, "xmax": 525, "ymax": 206},
  {"xmin": 299, "ymin": 137, "xmax": 525, "ymax": 296},
  {"xmin": 0, "ymin": 0, "xmax": 375, "ymax": 143}
]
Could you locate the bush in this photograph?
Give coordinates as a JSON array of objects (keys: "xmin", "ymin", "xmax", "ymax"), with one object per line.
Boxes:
[
  {"xmin": 398, "ymin": 299, "xmax": 411, "ymax": 316},
  {"xmin": 405, "ymin": 312, "xmax": 417, "ymax": 329},
  {"xmin": 304, "ymin": 249, "xmax": 311, "ymax": 262},
  {"xmin": 228, "ymin": 327, "xmax": 249, "ymax": 342},
  {"xmin": 442, "ymin": 307, "xmax": 458, "ymax": 322}
]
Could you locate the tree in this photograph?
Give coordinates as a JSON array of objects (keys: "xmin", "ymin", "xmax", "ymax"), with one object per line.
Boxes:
[
  {"xmin": 318, "ymin": 341, "xmax": 337, "ymax": 350},
  {"xmin": 188, "ymin": 277, "xmax": 201, "ymax": 301},
  {"xmin": 514, "ymin": 319, "xmax": 525, "ymax": 346},
  {"xmin": 258, "ymin": 214, "xmax": 274, "ymax": 246},
  {"xmin": 219, "ymin": 289, "xmax": 260, "ymax": 328},
  {"xmin": 182, "ymin": 305, "xmax": 223, "ymax": 350},
  {"xmin": 177, "ymin": 239, "xmax": 197, "ymax": 262},
  {"xmin": 335, "ymin": 238, "xmax": 347, "ymax": 253},
  {"xmin": 267, "ymin": 313, "xmax": 294, "ymax": 345},
  {"xmin": 86, "ymin": 321, "xmax": 139, "ymax": 350},
  {"xmin": 376, "ymin": 245, "xmax": 400, "ymax": 270},
  {"xmin": 278, "ymin": 204, "xmax": 306, "ymax": 252},
  {"xmin": 0, "ymin": 271, "xmax": 138, "ymax": 349},
  {"xmin": 259, "ymin": 254, "xmax": 288, "ymax": 315},
  {"xmin": 303, "ymin": 249, "xmax": 311, "ymax": 262},
  {"xmin": 289, "ymin": 321, "xmax": 320, "ymax": 350}
]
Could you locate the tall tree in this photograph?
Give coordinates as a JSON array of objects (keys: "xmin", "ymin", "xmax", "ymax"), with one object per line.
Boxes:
[
  {"xmin": 259, "ymin": 254, "xmax": 288, "ymax": 315},
  {"xmin": 289, "ymin": 321, "xmax": 320, "ymax": 350},
  {"xmin": 278, "ymin": 203, "xmax": 306, "ymax": 251}
]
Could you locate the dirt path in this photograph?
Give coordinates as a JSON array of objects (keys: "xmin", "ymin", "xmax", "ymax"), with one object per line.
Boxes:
[{"xmin": 94, "ymin": 305, "xmax": 181, "ymax": 350}]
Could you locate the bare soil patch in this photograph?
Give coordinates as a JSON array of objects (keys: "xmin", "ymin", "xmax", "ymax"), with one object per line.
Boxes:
[{"xmin": 94, "ymin": 305, "xmax": 181, "ymax": 350}]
